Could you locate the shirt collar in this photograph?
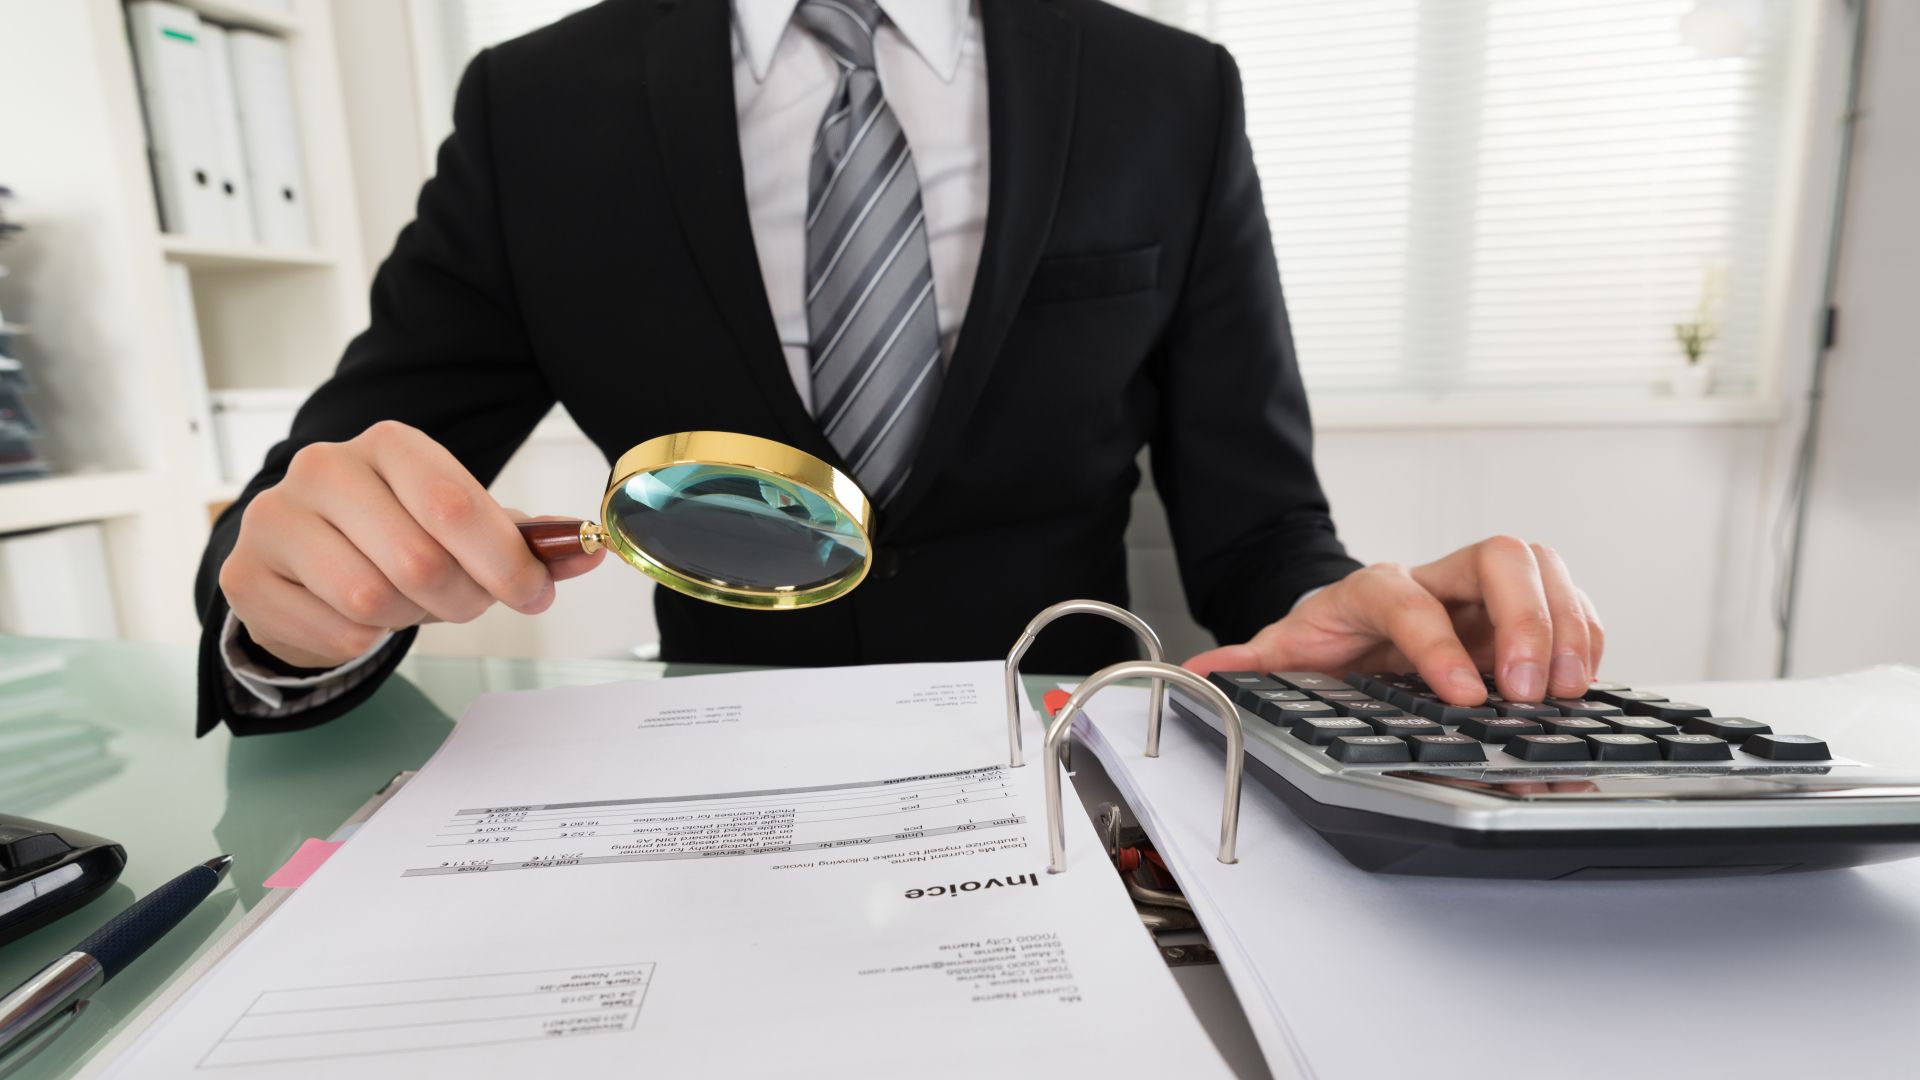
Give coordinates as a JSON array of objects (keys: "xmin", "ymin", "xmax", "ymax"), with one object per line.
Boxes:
[{"xmin": 732, "ymin": 0, "xmax": 969, "ymax": 84}]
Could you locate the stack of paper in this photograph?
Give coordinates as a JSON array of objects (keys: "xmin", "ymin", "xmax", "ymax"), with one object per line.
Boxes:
[
  {"xmin": 1073, "ymin": 667, "xmax": 1920, "ymax": 1080},
  {"xmin": 104, "ymin": 662, "xmax": 1231, "ymax": 1078}
]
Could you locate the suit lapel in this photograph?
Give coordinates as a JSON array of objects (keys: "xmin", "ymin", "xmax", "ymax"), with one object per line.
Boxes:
[
  {"xmin": 884, "ymin": 0, "xmax": 1082, "ymax": 528},
  {"xmin": 642, "ymin": 0, "xmax": 834, "ymax": 459}
]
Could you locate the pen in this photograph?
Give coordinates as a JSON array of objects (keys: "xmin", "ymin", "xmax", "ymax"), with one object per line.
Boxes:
[{"xmin": 0, "ymin": 854, "xmax": 231, "ymax": 1073}]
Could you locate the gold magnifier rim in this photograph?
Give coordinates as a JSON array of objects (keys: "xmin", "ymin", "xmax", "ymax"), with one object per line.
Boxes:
[{"xmin": 597, "ymin": 431, "xmax": 875, "ymax": 611}]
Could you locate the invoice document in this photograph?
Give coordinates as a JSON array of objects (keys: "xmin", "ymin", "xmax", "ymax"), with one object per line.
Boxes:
[{"xmin": 103, "ymin": 662, "xmax": 1230, "ymax": 1078}]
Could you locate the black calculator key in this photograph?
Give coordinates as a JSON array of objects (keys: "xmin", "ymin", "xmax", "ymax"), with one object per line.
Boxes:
[
  {"xmin": 1312, "ymin": 689, "xmax": 1373, "ymax": 702},
  {"xmin": 1680, "ymin": 717, "xmax": 1771, "ymax": 742},
  {"xmin": 1741, "ymin": 734, "xmax": 1831, "ymax": 761},
  {"xmin": 1624, "ymin": 700, "xmax": 1712, "ymax": 722},
  {"xmin": 1273, "ymin": 672, "xmax": 1353, "ymax": 692},
  {"xmin": 1587, "ymin": 681, "xmax": 1631, "ymax": 693},
  {"xmin": 1408, "ymin": 698, "xmax": 1498, "ymax": 725},
  {"xmin": 1380, "ymin": 687, "xmax": 1425, "ymax": 711},
  {"xmin": 1600, "ymin": 716, "xmax": 1678, "ymax": 736},
  {"xmin": 1654, "ymin": 733, "xmax": 1733, "ymax": 761},
  {"xmin": 1247, "ymin": 688, "xmax": 1310, "ymax": 703},
  {"xmin": 1333, "ymin": 700, "xmax": 1408, "ymax": 719},
  {"xmin": 1211, "ymin": 672, "xmax": 1289, "ymax": 707},
  {"xmin": 1493, "ymin": 701, "xmax": 1561, "ymax": 719},
  {"xmin": 1586, "ymin": 733, "xmax": 1661, "ymax": 761},
  {"xmin": 1458, "ymin": 716, "xmax": 1545, "ymax": 742},
  {"xmin": 1540, "ymin": 717, "xmax": 1613, "ymax": 737},
  {"xmin": 1240, "ymin": 686, "xmax": 1310, "ymax": 711},
  {"xmin": 1504, "ymin": 734, "xmax": 1590, "ymax": 761},
  {"xmin": 1373, "ymin": 677, "xmax": 1426, "ymax": 701},
  {"xmin": 1255, "ymin": 699, "xmax": 1340, "ymax": 726},
  {"xmin": 1408, "ymin": 734, "xmax": 1488, "ymax": 763},
  {"xmin": 1589, "ymin": 688, "xmax": 1668, "ymax": 707},
  {"xmin": 1343, "ymin": 673, "xmax": 1382, "ymax": 694},
  {"xmin": 1291, "ymin": 717, "xmax": 1376, "ymax": 745},
  {"xmin": 1546, "ymin": 698, "xmax": 1623, "ymax": 718},
  {"xmin": 1327, "ymin": 735, "xmax": 1413, "ymax": 763},
  {"xmin": 1360, "ymin": 715, "xmax": 1443, "ymax": 738}
]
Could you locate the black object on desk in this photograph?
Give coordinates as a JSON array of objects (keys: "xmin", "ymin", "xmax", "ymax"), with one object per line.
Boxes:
[
  {"xmin": 0, "ymin": 816, "xmax": 126, "ymax": 946},
  {"xmin": 0, "ymin": 854, "xmax": 231, "ymax": 1073}
]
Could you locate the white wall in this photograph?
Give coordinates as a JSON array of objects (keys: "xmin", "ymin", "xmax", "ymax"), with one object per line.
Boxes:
[
  {"xmin": 329, "ymin": 0, "xmax": 428, "ymax": 267},
  {"xmin": 1785, "ymin": 0, "xmax": 1920, "ymax": 676},
  {"xmin": 1125, "ymin": 419, "xmax": 1783, "ymax": 683}
]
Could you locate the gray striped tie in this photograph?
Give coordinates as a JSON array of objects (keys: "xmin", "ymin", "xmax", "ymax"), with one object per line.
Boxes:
[{"xmin": 799, "ymin": 0, "xmax": 941, "ymax": 506}]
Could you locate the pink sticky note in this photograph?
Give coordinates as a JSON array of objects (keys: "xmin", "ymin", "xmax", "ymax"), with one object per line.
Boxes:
[{"xmin": 264, "ymin": 838, "xmax": 344, "ymax": 888}]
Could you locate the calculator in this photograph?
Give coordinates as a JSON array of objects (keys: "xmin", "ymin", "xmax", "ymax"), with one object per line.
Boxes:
[{"xmin": 1166, "ymin": 671, "xmax": 1920, "ymax": 879}]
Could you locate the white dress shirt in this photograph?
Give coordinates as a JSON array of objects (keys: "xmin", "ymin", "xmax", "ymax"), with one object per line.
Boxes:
[
  {"xmin": 222, "ymin": 0, "xmax": 990, "ymax": 713},
  {"xmin": 733, "ymin": 0, "xmax": 988, "ymax": 409}
]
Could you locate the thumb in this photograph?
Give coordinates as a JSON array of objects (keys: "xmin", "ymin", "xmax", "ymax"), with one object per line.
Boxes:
[
  {"xmin": 1183, "ymin": 642, "xmax": 1261, "ymax": 676},
  {"xmin": 546, "ymin": 548, "xmax": 608, "ymax": 583}
]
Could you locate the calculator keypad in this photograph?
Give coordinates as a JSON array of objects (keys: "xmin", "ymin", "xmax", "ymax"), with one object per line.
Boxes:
[{"xmin": 1208, "ymin": 671, "xmax": 1835, "ymax": 772}]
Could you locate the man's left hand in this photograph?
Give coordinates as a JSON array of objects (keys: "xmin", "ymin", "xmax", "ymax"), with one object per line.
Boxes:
[{"xmin": 1184, "ymin": 536, "xmax": 1604, "ymax": 706}]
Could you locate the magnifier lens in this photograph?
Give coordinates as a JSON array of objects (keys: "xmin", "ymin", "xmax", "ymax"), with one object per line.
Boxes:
[{"xmin": 605, "ymin": 464, "xmax": 870, "ymax": 594}]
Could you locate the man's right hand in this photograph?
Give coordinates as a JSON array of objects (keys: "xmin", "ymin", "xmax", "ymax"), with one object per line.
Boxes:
[{"xmin": 219, "ymin": 420, "xmax": 606, "ymax": 669}]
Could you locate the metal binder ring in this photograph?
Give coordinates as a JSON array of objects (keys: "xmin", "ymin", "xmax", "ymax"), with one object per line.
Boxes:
[
  {"xmin": 1003, "ymin": 601, "xmax": 1165, "ymax": 768},
  {"xmin": 1041, "ymin": 660, "xmax": 1243, "ymax": 874}
]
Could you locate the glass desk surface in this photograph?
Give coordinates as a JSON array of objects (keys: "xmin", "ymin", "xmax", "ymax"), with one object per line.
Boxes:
[{"xmin": 0, "ymin": 636, "xmax": 1070, "ymax": 1079}]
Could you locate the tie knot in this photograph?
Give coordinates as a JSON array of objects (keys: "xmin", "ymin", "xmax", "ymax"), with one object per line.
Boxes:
[{"xmin": 797, "ymin": 0, "xmax": 883, "ymax": 71}]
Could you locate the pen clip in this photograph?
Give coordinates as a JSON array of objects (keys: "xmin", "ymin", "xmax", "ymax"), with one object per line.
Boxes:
[{"xmin": 0, "ymin": 999, "xmax": 86, "ymax": 1079}]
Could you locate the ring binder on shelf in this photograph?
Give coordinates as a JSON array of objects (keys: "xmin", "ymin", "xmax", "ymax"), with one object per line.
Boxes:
[{"xmin": 1004, "ymin": 599, "xmax": 1165, "ymax": 768}]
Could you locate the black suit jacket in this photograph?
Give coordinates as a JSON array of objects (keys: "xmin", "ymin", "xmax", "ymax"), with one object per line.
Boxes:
[{"xmin": 194, "ymin": 0, "xmax": 1360, "ymax": 736}]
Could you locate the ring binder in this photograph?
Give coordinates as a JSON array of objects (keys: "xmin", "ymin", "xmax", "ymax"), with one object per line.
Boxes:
[
  {"xmin": 1004, "ymin": 600, "xmax": 1165, "ymax": 768},
  {"xmin": 1040, "ymin": 659, "xmax": 1244, "ymax": 873}
]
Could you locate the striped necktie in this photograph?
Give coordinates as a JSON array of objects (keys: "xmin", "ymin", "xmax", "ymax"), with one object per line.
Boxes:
[{"xmin": 798, "ymin": 0, "xmax": 942, "ymax": 506}]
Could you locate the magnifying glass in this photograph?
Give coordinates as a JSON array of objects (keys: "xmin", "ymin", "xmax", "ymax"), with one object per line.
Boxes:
[{"xmin": 515, "ymin": 431, "xmax": 874, "ymax": 610}]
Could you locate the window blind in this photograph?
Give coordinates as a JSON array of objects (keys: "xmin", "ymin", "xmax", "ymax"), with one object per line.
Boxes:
[{"xmin": 1148, "ymin": 0, "xmax": 1796, "ymax": 398}]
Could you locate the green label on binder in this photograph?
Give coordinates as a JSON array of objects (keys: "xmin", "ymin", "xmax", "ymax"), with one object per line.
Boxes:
[{"xmin": 161, "ymin": 28, "xmax": 196, "ymax": 43}]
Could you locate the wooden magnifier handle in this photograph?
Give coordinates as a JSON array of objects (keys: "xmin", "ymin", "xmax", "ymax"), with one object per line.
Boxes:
[{"xmin": 517, "ymin": 519, "xmax": 606, "ymax": 562}]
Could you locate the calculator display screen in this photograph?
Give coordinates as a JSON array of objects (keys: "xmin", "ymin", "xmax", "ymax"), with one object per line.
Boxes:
[{"xmin": 1384, "ymin": 770, "xmax": 1920, "ymax": 801}]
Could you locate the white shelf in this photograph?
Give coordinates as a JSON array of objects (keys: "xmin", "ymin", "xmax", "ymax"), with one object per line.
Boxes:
[
  {"xmin": 0, "ymin": 471, "xmax": 156, "ymax": 534},
  {"xmin": 160, "ymin": 235, "xmax": 333, "ymax": 270},
  {"xmin": 179, "ymin": 0, "xmax": 301, "ymax": 35}
]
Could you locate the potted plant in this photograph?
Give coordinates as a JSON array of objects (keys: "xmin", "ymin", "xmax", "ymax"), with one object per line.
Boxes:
[{"xmin": 1671, "ymin": 267, "xmax": 1723, "ymax": 398}]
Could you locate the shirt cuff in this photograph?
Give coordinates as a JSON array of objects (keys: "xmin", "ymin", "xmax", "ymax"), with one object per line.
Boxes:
[{"xmin": 219, "ymin": 610, "xmax": 394, "ymax": 713}]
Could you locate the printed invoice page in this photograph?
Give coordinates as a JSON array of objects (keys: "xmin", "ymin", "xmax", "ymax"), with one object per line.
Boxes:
[{"xmin": 103, "ymin": 662, "xmax": 1229, "ymax": 1079}]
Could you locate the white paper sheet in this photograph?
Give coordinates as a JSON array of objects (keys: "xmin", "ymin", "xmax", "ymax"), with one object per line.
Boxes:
[
  {"xmin": 105, "ymin": 662, "xmax": 1230, "ymax": 1079},
  {"xmin": 1075, "ymin": 667, "xmax": 1920, "ymax": 1080}
]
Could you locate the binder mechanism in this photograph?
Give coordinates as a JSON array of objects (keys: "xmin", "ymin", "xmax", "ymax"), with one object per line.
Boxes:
[
  {"xmin": 1007, "ymin": 602, "xmax": 1920, "ymax": 880},
  {"xmin": 1004, "ymin": 601, "xmax": 1245, "ymax": 875}
]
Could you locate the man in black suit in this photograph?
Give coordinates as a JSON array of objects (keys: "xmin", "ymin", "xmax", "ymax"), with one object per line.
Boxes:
[{"xmin": 197, "ymin": 0, "xmax": 1603, "ymax": 736}]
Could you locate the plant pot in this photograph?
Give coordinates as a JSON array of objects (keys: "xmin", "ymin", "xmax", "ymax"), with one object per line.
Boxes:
[{"xmin": 1671, "ymin": 363, "xmax": 1712, "ymax": 398}]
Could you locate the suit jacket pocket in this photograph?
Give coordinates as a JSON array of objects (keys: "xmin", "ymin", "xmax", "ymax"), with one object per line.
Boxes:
[{"xmin": 1025, "ymin": 244, "xmax": 1160, "ymax": 304}]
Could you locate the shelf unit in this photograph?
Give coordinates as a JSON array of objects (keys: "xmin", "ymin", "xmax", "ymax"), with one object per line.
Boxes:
[
  {"xmin": 0, "ymin": 0, "xmax": 367, "ymax": 640},
  {"xmin": 0, "ymin": 470, "xmax": 155, "ymax": 534},
  {"xmin": 179, "ymin": 0, "xmax": 299, "ymax": 34},
  {"xmin": 158, "ymin": 235, "xmax": 333, "ymax": 270}
]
